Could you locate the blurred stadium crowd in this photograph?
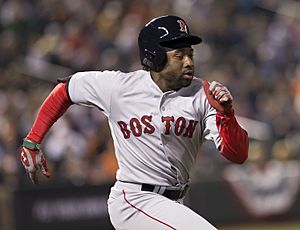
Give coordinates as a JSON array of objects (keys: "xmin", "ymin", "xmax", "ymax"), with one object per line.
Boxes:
[{"xmin": 0, "ymin": 0, "xmax": 299, "ymax": 190}]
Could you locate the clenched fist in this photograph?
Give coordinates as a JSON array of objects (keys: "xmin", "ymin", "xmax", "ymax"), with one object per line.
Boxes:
[
  {"xmin": 20, "ymin": 139, "xmax": 50, "ymax": 185},
  {"xmin": 202, "ymin": 80, "xmax": 233, "ymax": 115}
]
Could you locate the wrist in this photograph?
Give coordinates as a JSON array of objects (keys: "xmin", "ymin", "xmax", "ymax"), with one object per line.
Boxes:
[
  {"xmin": 23, "ymin": 138, "xmax": 40, "ymax": 150},
  {"xmin": 217, "ymin": 109, "xmax": 235, "ymax": 118}
]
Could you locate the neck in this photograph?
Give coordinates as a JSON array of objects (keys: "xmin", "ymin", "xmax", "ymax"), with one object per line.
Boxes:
[{"xmin": 150, "ymin": 71, "xmax": 170, "ymax": 92}]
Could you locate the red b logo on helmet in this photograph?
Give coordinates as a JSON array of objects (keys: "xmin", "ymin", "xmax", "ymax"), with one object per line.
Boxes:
[{"xmin": 177, "ymin": 20, "xmax": 188, "ymax": 33}]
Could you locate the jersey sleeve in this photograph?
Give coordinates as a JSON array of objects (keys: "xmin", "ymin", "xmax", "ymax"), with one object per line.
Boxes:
[
  {"xmin": 216, "ymin": 112, "xmax": 249, "ymax": 163},
  {"xmin": 68, "ymin": 71, "xmax": 120, "ymax": 116},
  {"xmin": 202, "ymin": 103, "xmax": 221, "ymax": 148}
]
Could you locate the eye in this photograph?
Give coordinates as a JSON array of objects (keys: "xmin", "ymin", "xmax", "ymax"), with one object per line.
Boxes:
[{"xmin": 175, "ymin": 53, "xmax": 184, "ymax": 59}]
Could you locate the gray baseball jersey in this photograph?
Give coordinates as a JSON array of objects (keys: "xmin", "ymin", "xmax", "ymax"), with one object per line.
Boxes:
[{"xmin": 68, "ymin": 70, "xmax": 221, "ymax": 188}]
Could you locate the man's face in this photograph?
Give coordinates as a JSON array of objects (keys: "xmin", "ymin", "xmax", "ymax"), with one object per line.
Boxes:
[{"xmin": 159, "ymin": 47, "xmax": 194, "ymax": 91}]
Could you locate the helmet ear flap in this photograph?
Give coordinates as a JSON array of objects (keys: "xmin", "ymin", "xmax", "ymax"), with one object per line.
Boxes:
[
  {"xmin": 142, "ymin": 49, "xmax": 156, "ymax": 70},
  {"xmin": 142, "ymin": 48, "xmax": 167, "ymax": 72}
]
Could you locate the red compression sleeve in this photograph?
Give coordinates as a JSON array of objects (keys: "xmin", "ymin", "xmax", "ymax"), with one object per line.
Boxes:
[
  {"xmin": 26, "ymin": 83, "xmax": 73, "ymax": 143},
  {"xmin": 216, "ymin": 111, "xmax": 249, "ymax": 164}
]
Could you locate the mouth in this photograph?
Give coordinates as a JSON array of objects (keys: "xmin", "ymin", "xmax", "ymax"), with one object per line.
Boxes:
[{"xmin": 182, "ymin": 70, "xmax": 194, "ymax": 79}]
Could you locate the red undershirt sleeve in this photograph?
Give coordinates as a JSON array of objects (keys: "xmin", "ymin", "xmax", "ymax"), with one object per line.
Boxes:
[
  {"xmin": 26, "ymin": 82, "xmax": 73, "ymax": 143},
  {"xmin": 216, "ymin": 111, "xmax": 249, "ymax": 164}
]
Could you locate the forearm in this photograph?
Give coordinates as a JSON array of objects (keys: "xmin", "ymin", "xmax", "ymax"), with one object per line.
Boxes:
[
  {"xmin": 26, "ymin": 82, "xmax": 73, "ymax": 143},
  {"xmin": 217, "ymin": 111, "xmax": 249, "ymax": 164}
]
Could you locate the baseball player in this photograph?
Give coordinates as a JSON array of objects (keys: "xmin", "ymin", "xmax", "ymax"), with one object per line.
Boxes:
[{"xmin": 20, "ymin": 15, "xmax": 248, "ymax": 229}]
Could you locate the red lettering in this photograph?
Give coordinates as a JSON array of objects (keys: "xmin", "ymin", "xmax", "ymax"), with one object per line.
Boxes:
[
  {"xmin": 162, "ymin": 116, "xmax": 174, "ymax": 135},
  {"xmin": 177, "ymin": 19, "xmax": 188, "ymax": 33},
  {"xmin": 118, "ymin": 115, "xmax": 197, "ymax": 139},
  {"xmin": 175, "ymin": 117, "xmax": 186, "ymax": 136},
  {"xmin": 117, "ymin": 121, "xmax": 130, "ymax": 139},
  {"xmin": 130, "ymin": 118, "xmax": 142, "ymax": 137},
  {"xmin": 183, "ymin": 120, "xmax": 199, "ymax": 138},
  {"xmin": 141, "ymin": 115, "xmax": 155, "ymax": 134}
]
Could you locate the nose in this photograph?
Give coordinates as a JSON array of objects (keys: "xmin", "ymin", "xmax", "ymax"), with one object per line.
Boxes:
[{"xmin": 183, "ymin": 55, "xmax": 193, "ymax": 68}]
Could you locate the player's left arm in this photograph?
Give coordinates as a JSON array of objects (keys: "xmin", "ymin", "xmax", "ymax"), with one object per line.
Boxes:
[{"xmin": 202, "ymin": 80, "xmax": 249, "ymax": 164}]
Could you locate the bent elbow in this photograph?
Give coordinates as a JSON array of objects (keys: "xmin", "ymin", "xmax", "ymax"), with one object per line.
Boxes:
[
  {"xmin": 221, "ymin": 150, "xmax": 248, "ymax": 164},
  {"xmin": 220, "ymin": 137, "xmax": 249, "ymax": 164},
  {"xmin": 233, "ymin": 153, "xmax": 248, "ymax": 164}
]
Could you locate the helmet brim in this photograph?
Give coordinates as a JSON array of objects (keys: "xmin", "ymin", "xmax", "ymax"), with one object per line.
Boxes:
[{"xmin": 160, "ymin": 34, "xmax": 202, "ymax": 49}]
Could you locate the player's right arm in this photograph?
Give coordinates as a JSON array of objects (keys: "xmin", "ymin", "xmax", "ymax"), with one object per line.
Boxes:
[
  {"xmin": 20, "ymin": 71, "xmax": 119, "ymax": 184},
  {"xmin": 20, "ymin": 82, "xmax": 73, "ymax": 184}
]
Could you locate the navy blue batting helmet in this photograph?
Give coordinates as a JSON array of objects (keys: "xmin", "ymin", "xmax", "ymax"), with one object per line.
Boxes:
[{"xmin": 138, "ymin": 15, "xmax": 202, "ymax": 72}]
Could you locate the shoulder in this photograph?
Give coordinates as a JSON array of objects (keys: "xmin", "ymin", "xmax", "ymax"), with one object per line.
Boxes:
[
  {"xmin": 72, "ymin": 70, "xmax": 123, "ymax": 79},
  {"xmin": 117, "ymin": 69, "xmax": 149, "ymax": 80},
  {"xmin": 72, "ymin": 69, "xmax": 147, "ymax": 80},
  {"xmin": 178, "ymin": 77, "xmax": 204, "ymax": 96},
  {"xmin": 68, "ymin": 70, "xmax": 149, "ymax": 92},
  {"xmin": 191, "ymin": 77, "xmax": 203, "ymax": 91},
  {"xmin": 111, "ymin": 69, "xmax": 149, "ymax": 86},
  {"xmin": 178, "ymin": 77, "xmax": 209, "ymax": 111}
]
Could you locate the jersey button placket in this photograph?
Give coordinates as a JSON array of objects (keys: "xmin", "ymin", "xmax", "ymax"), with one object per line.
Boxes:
[{"xmin": 159, "ymin": 94, "xmax": 168, "ymax": 147}]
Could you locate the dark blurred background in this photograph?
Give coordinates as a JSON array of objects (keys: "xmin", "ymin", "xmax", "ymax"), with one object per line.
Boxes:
[{"xmin": 0, "ymin": 0, "xmax": 300, "ymax": 229}]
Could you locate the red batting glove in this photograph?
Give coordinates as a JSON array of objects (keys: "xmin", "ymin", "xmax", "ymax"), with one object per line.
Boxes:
[
  {"xmin": 20, "ymin": 139, "xmax": 51, "ymax": 185},
  {"xmin": 202, "ymin": 80, "xmax": 233, "ymax": 115}
]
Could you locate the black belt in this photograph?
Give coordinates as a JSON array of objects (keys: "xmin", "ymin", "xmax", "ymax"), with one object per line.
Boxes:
[{"xmin": 141, "ymin": 184, "xmax": 189, "ymax": 200}]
